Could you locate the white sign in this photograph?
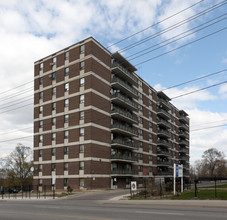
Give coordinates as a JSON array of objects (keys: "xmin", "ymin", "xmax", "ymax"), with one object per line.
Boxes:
[
  {"xmin": 52, "ymin": 176, "xmax": 56, "ymax": 185},
  {"xmin": 131, "ymin": 181, "xmax": 137, "ymax": 191},
  {"xmin": 175, "ymin": 164, "xmax": 183, "ymax": 177}
]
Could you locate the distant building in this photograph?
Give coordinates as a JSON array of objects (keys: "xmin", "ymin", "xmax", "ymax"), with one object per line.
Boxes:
[{"xmin": 33, "ymin": 37, "xmax": 189, "ymax": 190}]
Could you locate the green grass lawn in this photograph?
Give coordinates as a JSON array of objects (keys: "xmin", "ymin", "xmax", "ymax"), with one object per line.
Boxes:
[{"xmin": 171, "ymin": 189, "xmax": 227, "ymax": 200}]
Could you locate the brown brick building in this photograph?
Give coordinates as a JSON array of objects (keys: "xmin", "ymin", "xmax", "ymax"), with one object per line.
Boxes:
[{"xmin": 33, "ymin": 37, "xmax": 189, "ymax": 190}]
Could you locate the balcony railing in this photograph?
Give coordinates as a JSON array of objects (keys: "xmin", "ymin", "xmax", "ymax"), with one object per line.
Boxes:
[
  {"xmin": 157, "ymin": 171, "xmax": 172, "ymax": 175},
  {"xmin": 157, "ymin": 129, "xmax": 170, "ymax": 137},
  {"xmin": 157, "ymin": 139, "xmax": 171, "ymax": 147},
  {"xmin": 179, "ymin": 123, "xmax": 189, "ymax": 131},
  {"xmin": 179, "ymin": 115, "xmax": 189, "ymax": 124},
  {"xmin": 157, "ymin": 161, "xmax": 172, "ymax": 165},
  {"xmin": 158, "ymin": 97, "xmax": 171, "ymax": 109},
  {"xmin": 111, "ymin": 123, "xmax": 137, "ymax": 136},
  {"xmin": 111, "ymin": 169, "xmax": 137, "ymax": 175},
  {"xmin": 179, "ymin": 139, "xmax": 188, "ymax": 146},
  {"xmin": 111, "ymin": 139, "xmax": 138, "ymax": 149},
  {"xmin": 157, "ymin": 118, "xmax": 170, "ymax": 128},
  {"xmin": 111, "ymin": 154, "xmax": 137, "ymax": 162},
  {"xmin": 179, "ymin": 147, "xmax": 189, "ymax": 154},
  {"xmin": 179, "ymin": 131, "xmax": 189, "ymax": 138},
  {"xmin": 157, "ymin": 108, "xmax": 170, "ymax": 118},
  {"xmin": 111, "ymin": 93, "xmax": 137, "ymax": 110},
  {"xmin": 112, "ymin": 76, "xmax": 137, "ymax": 97},
  {"xmin": 157, "ymin": 150, "xmax": 171, "ymax": 156},
  {"xmin": 111, "ymin": 108, "xmax": 137, "ymax": 123},
  {"xmin": 179, "ymin": 155, "xmax": 188, "ymax": 160},
  {"xmin": 111, "ymin": 62, "xmax": 137, "ymax": 83}
]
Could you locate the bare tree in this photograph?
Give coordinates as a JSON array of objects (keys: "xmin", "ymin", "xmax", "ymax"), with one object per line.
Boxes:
[{"xmin": 0, "ymin": 143, "xmax": 33, "ymax": 189}]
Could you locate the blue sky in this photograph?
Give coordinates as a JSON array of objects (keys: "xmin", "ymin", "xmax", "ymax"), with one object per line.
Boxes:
[{"xmin": 0, "ymin": 0, "xmax": 226, "ymax": 164}]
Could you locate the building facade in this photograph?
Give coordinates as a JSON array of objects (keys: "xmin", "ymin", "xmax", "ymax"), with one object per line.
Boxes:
[{"xmin": 33, "ymin": 37, "xmax": 190, "ymax": 190}]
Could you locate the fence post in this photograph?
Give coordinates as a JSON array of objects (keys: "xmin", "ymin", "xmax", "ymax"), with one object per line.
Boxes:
[
  {"xmin": 44, "ymin": 185, "xmax": 46, "ymax": 199},
  {"xmin": 214, "ymin": 177, "xmax": 217, "ymax": 198}
]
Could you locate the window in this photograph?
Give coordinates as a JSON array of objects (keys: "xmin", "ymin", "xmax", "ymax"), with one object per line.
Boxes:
[
  {"xmin": 80, "ymin": 78, "xmax": 85, "ymax": 87},
  {"xmin": 39, "ymin": 77, "xmax": 43, "ymax": 85},
  {"xmin": 79, "ymin": 144, "xmax": 84, "ymax": 153},
  {"xmin": 52, "ymin": 87, "xmax": 56, "ymax": 96},
  {"xmin": 80, "ymin": 45, "xmax": 85, "ymax": 54},
  {"xmin": 149, "ymin": 144, "xmax": 152, "ymax": 152},
  {"xmin": 64, "ymin": 163, "xmax": 68, "ymax": 171},
  {"xmin": 64, "ymin": 130, "xmax": 69, "ymax": 139},
  {"xmin": 149, "ymin": 89, "xmax": 152, "ymax": 96},
  {"xmin": 53, "ymin": 57, "xmax": 56, "ymax": 65},
  {"xmin": 80, "ymin": 128, "xmax": 84, "ymax": 136},
  {"xmin": 80, "ymin": 61, "xmax": 84, "ymax": 70},
  {"xmin": 65, "ymin": 83, "xmax": 69, "ymax": 91},
  {"xmin": 79, "ymin": 178, "xmax": 84, "ymax": 187},
  {"xmin": 149, "ymin": 111, "xmax": 152, "ymax": 117},
  {"xmin": 80, "ymin": 111, "xmax": 84, "ymax": 120},
  {"xmin": 65, "ymin": 67, "xmax": 69, "ymax": 76},
  {"xmin": 149, "ymin": 133, "xmax": 152, "ymax": 139},
  {"xmin": 138, "ymin": 128, "xmax": 143, "ymax": 136},
  {"xmin": 139, "ymin": 165, "xmax": 143, "ymax": 172},
  {"xmin": 65, "ymin": 99, "xmax": 69, "ymax": 107},
  {"xmin": 39, "ymin": 92, "xmax": 43, "ymax": 99},
  {"xmin": 52, "ymin": 133, "xmax": 56, "ymax": 141},
  {"xmin": 138, "ymin": 92, "xmax": 142, "ymax": 100},
  {"xmin": 51, "ymin": 163, "xmax": 56, "ymax": 171},
  {"xmin": 80, "ymin": 95, "xmax": 84, "ymax": 104},
  {"xmin": 149, "ymin": 166, "xmax": 153, "ymax": 173},
  {"xmin": 52, "ymin": 148, "xmax": 56, "ymax": 156},
  {"xmin": 65, "ymin": 51, "xmax": 69, "ymax": 60},
  {"xmin": 139, "ymin": 153, "xmax": 143, "ymax": 160},
  {"xmin": 40, "ymin": 63, "xmax": 43, "ymax": 71},
  {"xmin": 138, "ymin": 116, "xmax": 142, "ymax": 124},
  {"xmin": 39, "ymin": 135, "xmax": 43, "ymax": 143},
  {"xmin": 39, "ymin": 150, "xmax": 42, "ymax": 157},
  {"xmin": 39, "ymin": 106, "xmax": 43, "ymax": 114},
  {"xmin": 138, "ymin": 104, "xmax": 142, "ymax": 112},
  {"xmin": 52, "ymin": 72, "xmax": 56, "ymax": 80},
  {"xmin": 64, "ymin": 146, "xmax": 69, "ymax": 155},
  {"xmin": 149, "ymin": 100, "xmax": 152, "ymax": 106},
  {"xmin": 138, "ymin": 80, "xmax": 142, "ymax": 88},
  {"xmin": 149, "ymin": 122, "xmax": 152, "ymax": 129},
  {"xmin": 39, "ymin": 120, "xmax": 43, "ymax": 128},
  {"xmin": 139, "ymin": 141, "xmax": 143, "ymax": 148},
  {"xmin": 79, "ymin": 161, "xmax": 84, "ymax": 170},
  {"xmin": 52, "ymin": 102, "xmax": 56, "ymax": 111},
  {"xmin": 52, "ymin": 117, "xmax": 56, "ymax": 126},
  {"xmin": 39, "ymin": 164, "xmax": 43, "ymax": 172},
  {"xmin": 149, "ymin": 155, "xmax": 153, "ymax": 161},
  {"xmin": 64, "ymin": 114, "xmax": 69, "ymax": 123}
]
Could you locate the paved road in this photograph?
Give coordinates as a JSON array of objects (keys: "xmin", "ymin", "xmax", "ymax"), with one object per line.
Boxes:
[{"xmin": 0, "ymin": 190, "xmax": 227, "ymax": 220}]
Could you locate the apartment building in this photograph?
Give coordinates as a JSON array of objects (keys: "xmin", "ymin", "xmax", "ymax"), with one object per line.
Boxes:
[{"xmin": 33, "ymin": 37, "xmax": 190, "ymax": 190}]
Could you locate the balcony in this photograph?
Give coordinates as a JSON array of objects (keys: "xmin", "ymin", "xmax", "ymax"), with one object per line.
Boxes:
[
  {"xmin": 111, "ymin": 169, "xmax": 137, "ymax": 175},
  {"xmin": 111, "ymin": 76, "xmax": 137, "ymax": 98},
  {"xmin": 179, "ymin": 123, "xmax": 189, "ymax": 131},
  {"xmin": 157, "ymin": 161, "xmax": 172, "ymax": 166},
  {"xmin": 158, "ymin": 97, "xmax": 171, "ymax": 110},
  {"xmin": 111, "ymin": 122, "xmax": 137, "ymax": 136},
  {"xmin": 156, "ymin": 171, "xmax": 172, "ymax": 176},
  {"xmin": 157, "ymin": 150, "xmax": 171, "ymax": 156},
  {"xmin": 179, "ymin": 131, "xmax": 189, "ymax": 139},
  {"xmin": 157, "ymin": 108, "xmax": 170, "ymax": 119},
  {"xmin": 111, "ymin": 108, "xmax": 137, "ymax": 124},
  {"xmin": 179, "ymin": 147, "xmax": 189, "ymax": 154},
  {"xmin": 157, "ymin": 129, "xmax": 170, "ymax": 138},
  {"xmin": 179, "ymin": 139, "xmax": 189, "ymax": 146},
  {"xmin": 111, "ymin": 154, "xmax": 137, "ymax": 162},
  {"xmin": 111, "ymin": 139, "xmax": 138, "ymax": 150},
  {"xmin": 157, "ymin": 118, "xmax": 170, "ymax": 128},
  {"xmin": 111, "ymin": 62, "xmax": 137, "ymax": 84},
  {"xmin": 179, "ymin": 114, "xmax": 189, "ymax": 124},
  {"xmin": 157, "ymin": 139, "xmax": 171, "ymax": 147},
  {"xmin": 179, "ymin": 155, "xmax": 188, "ymax": 160},
  {"xmin": 111, "ymin": 93, "xmax": 137, "ymax": 111}
]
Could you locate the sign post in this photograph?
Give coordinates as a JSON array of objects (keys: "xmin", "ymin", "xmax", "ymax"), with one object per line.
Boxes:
[
  {"xmin": 174, "ymin": 164, "xmax": 183, "ymax": 195},
  {"xmin": 130, "ymin": 181, "xmax": 137, "ymax": 198}
]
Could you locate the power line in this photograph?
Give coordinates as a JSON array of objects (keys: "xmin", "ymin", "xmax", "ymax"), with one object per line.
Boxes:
[
  {"xmin": 191, "ymin": 118, "xmax": 227, "ymax": 127},
  {"xmin": 121, "ymin": 1, "xmax": 226, "ymax": 54},
  {"xmin": 191, "ymin": 123, "xmax": 227, "ymax": 132},
  {"xmin": 0, "ymin": 103, "xmax": 33, "ymax": 114},
  {"xmin": 134, "ymin": 27, "xmax": 227, "ymax": 66},
  {"xmin": 107, "ymin": 0, "xmax": 205, "ymax": 48},
  {"xmin": 171, "ymin": 80, "xmax": 227, "ymax": 99},
  {"xmin": 127, "ymin": 15, "xmax": 227, "ymax": 61},
  {"xmin": 162, "ymin": 69, "xmax": 227, "ymax": 91}
]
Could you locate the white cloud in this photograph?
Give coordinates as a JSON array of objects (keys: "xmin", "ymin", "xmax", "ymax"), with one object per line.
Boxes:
[{"xmin": 219, "ymin": 84, "xmax": 227, "ymax": 99}]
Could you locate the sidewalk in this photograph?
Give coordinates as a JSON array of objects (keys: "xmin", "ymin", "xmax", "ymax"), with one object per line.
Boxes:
[{"xmin": 108, "ymin": 194, "xmax": 227, "ymax": 208}]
